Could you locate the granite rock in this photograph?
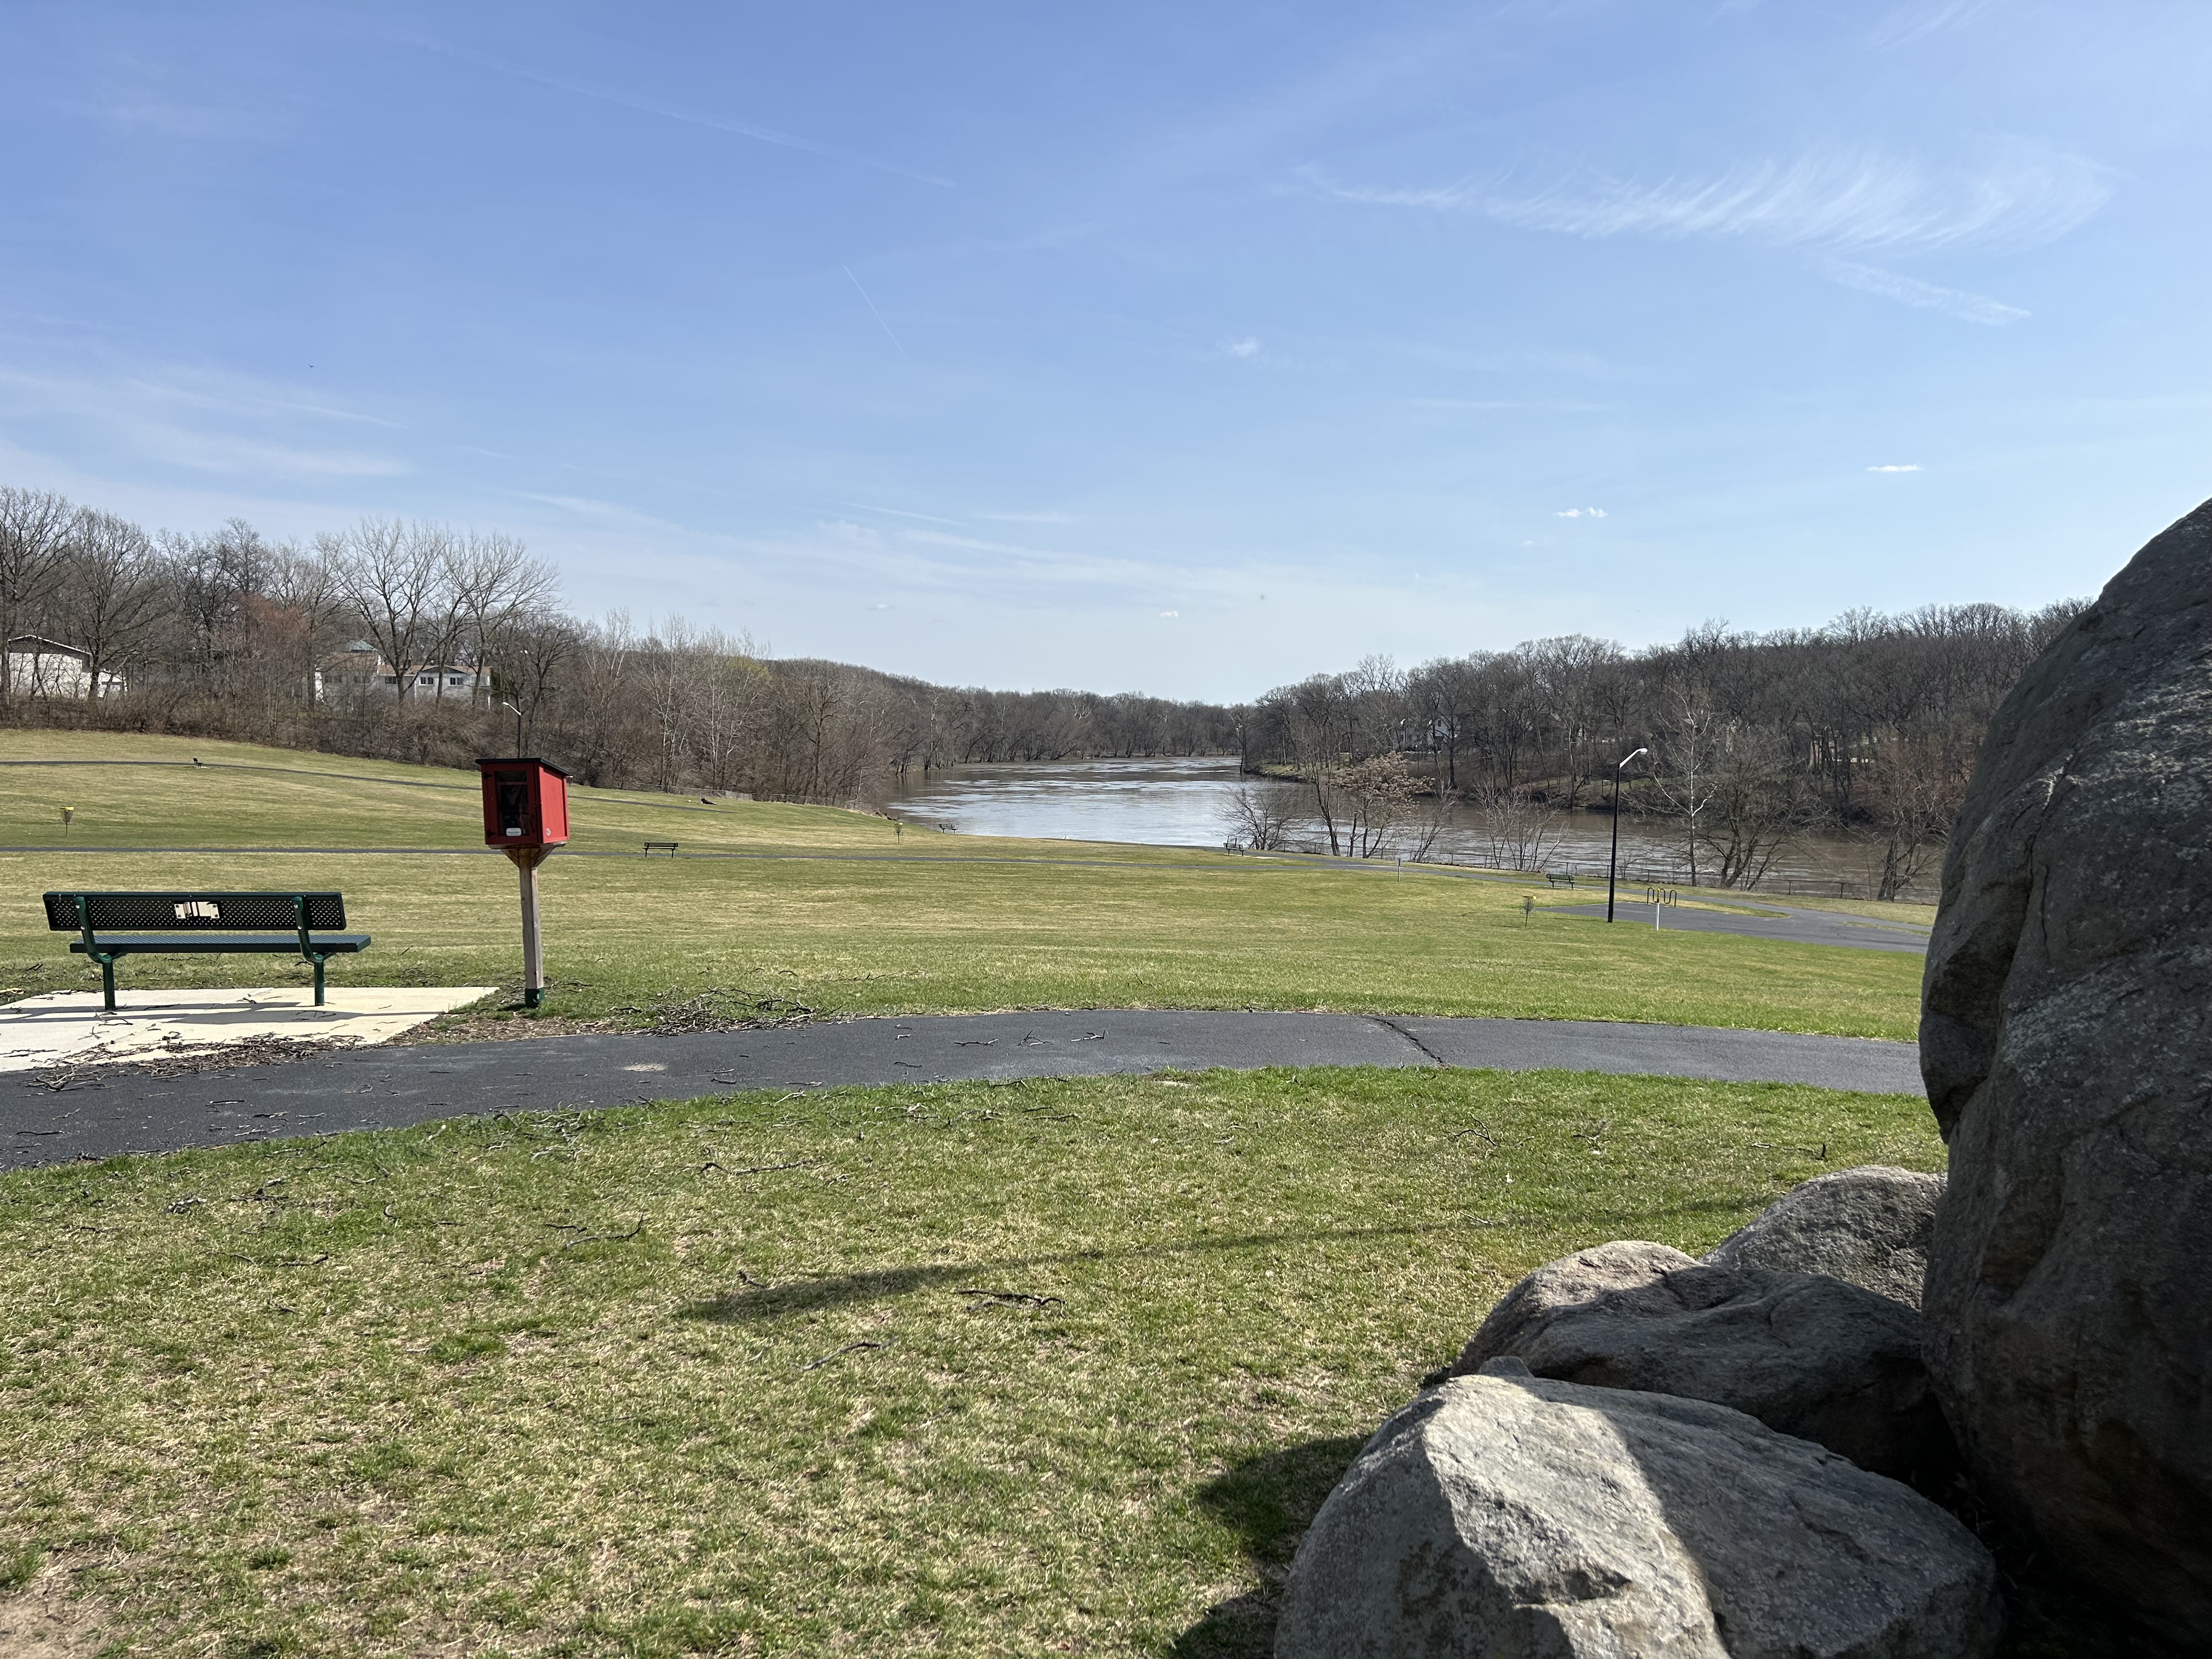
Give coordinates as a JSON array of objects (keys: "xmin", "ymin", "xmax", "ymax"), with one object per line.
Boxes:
[
  {"xmin": 1453, "ymin": 1246, "xmax": 1954, "ymax": 1487},
  {"xmin": 1921, "ymin": 497, "xmax": 2212, "ymax": 1644},
  {"xmin": 1704, "ymin": 1165, "xmax": 1943, "ymax": 1310},
  {"xmin": 1276, "ymin": 1367, "xmax": 2001, "ymax": 1658}
]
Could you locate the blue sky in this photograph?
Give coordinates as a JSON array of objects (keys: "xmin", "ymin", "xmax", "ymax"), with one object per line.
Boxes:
[{"xmin": 2, "ymin": 2, "xmax": 2207, "ymax": 698}]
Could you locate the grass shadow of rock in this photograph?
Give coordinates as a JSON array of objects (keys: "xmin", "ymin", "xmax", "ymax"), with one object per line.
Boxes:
[{"xmin": 1171, "ymin": 1434, "xmax": 1369, "ymax": 1659}]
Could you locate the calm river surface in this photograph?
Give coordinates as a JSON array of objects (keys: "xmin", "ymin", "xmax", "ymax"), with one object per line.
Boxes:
[{"xmin": 883, "ymin": 756, "xmax": 1927, "ymax": 899}]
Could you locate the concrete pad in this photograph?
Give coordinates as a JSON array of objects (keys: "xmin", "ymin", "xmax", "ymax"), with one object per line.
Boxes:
[{"xmin": 0, "ymin": 986, "xmax": 495, "ymax": 1073}]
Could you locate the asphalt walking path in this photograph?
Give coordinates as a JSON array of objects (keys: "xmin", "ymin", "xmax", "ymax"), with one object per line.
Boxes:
[
  {"xmin": 1547, "ymin": 899, "xmax": 1932, "ymax": 953},
  {"xmin": 2, "ymin": 1008, "xmax": 1924, "ymax": 1171}
]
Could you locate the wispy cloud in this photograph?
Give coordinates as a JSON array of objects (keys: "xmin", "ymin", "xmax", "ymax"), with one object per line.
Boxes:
[
  {"xmin": 845, "ymin": 503, "xmax": 962, "ymax": 525},
  {"xmin": 52, "ymin": 97, "xmax": 276, "ymax": 139},
  {"xmin": 0, "ymin": 357, "xmax": 409, "ymax": 478},
  {"xmin": 135, "ymin": 427, "xmax": 407, "ymax": 478},
  {"xmin": 1554, "ymin": 506, "xmax": 1607, "ymax": 518},
  {"xmin": 0, "ymin": 365, "xmax": 404, "ymax": 430},
  {"xmin": 1406, "ymin": 397, "xmax": 1608, "ymax": 413},
  {"xmin": 1818, "ymin": 258, "xmax": 2028, "ymax": 325},
  {"xmin": 1222, "ymin": 337, "xmax": 1262, "ymax": 359},
  {"xmin": 1869, "ymin": 0, "xmax": 2002, "ymax": 50},
  {"xmin": 1867, "ymin": 463, "xmax": 1923, "ymax": 472},
  {"xmin": 1310, "ymin": 140, "xmax": 2105, "ymax": 255},
  {"xmin": 975, "ymin": 510, "xmax": 1075, "ymax": 524},
  {"xmin": 417, "ymin": 40, "xmax": 955, "ymax": 188},
  {"xmin": 515, "ymin": 493, "xmax": 693, "ymax": 534}
]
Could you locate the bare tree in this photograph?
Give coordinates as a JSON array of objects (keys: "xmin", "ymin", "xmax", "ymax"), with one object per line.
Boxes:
[
  {"xmin": 1700, "ymin": 723, "xmax": 1813, "ymax": 889},
  {"xmin": 1219, "ymin": 782, "xmax": 1301, "ymax": 851},
  {"xmin": 484, "ymin": 613, "xmax": 582, "ymax": 752},
  {"xmin": 330, "ymin": 519, "xmax": 447, "ymax": 698},
  {"xmin": 1856, "ymin": 733, "xmax": 1971, "ymax": 901},
  {"xmin": 53, "ymin": 510, "xmax": 169, "ymax": 697},
  {"xmin": 1651, "ymin": 689, "xmax": 1720, "ymax": 887},
  {"xmin": 263, "ymin": 543, "xmax": 350, "ymax": 705},
  {"xmin": 1333, "ymin": 752, "xmax": 1418, "ymax": 857},
  {"xmin": 0, "ymin": 487, "xmax": 77, "ymax": 703},
  {"xmin": 1466, "ymin": 782, "xmax": 1566, "ymax": 872},
  {"xmin": 685, "ymin": 635, "xmax": 770, "ymax": 794},
  {"xmin": 445, "ymin": 529, "xmax": 558, "ymax": 704},
  {"xmin": 1402, "ymin": 780, "xmax": 1458, "ymax": 862}
]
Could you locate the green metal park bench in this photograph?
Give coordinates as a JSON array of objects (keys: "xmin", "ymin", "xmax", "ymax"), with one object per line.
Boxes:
[{"xmin": 43, "ymin": 891, "xmax": 371, "ymax": 1012}]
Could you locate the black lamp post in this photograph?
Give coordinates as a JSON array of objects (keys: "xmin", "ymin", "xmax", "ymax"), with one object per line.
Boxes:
[{"xmin": 1606, "ymin": 746, "xmax": 1650, "ymax": 923}]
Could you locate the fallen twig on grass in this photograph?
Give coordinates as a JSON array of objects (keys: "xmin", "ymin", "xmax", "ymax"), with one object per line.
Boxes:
[
  {"xmin": 613, "ymin": 986, "xmax": 821, "ymax": 1035},
  {"xmin": 955, "ymin": 1288, "xmax": 1064, "ymax": 1308},
  {"xmin": 551, "ymin": 1218, "xmax": 645, "ymax": 1250},
  {"xmin": 799, "ymin": 1340, "xmax": 887, "ymax": 1372},
  {"xmin": 701, "ymin": 1158, "xmax": 821, "ymax": 1177}
]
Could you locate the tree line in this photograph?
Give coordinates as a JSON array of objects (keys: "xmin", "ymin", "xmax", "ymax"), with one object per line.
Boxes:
[
  {"xmin": 0, "ymin": 488, "xmax": 1236, "ymax": 799},
  {"xmin": 1237, "ymin": 602, "xmax": 2084, "ymax": 895}
]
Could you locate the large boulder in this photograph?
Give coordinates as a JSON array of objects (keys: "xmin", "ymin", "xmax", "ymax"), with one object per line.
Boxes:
[
  {"xmin": 1277, "ymin": 1364, "xmax": 2001, "ymax": 1658},
  {"xmin": 1451, "ymin": 1244, "xmax": 1954, "ymax": 1488},
  {"xmin": 1704, "ymin": 1165, "xmax": 1943, "ymax": 1310},
  {"xmin": 1921, "ymin": 499, "xmax": 2212, "ymax": 1644}
]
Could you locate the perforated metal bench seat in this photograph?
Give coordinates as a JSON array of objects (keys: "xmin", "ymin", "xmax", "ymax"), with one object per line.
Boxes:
[{"xmin": 43, "ymin": 891, "xmax": 371, "ymax": 1011}]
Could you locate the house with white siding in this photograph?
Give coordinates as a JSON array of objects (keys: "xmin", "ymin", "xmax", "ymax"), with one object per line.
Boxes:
[
  {"xmin": 317, "ymin": 642, "xmax": 482, "ymax": 698},
  {"xmin": 4, "ymin": 635, "xmax": 125, "ymax": 699}
]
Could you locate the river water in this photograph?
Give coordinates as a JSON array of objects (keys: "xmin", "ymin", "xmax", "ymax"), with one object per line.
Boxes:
[{"xmin": 883, "ymin": 755, "xmax": 1931, "ymax": 900}]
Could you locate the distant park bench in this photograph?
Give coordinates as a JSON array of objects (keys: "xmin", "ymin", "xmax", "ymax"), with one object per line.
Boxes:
[
  {"xmin": 43, "ymin": 890, "xmax": 369, "ymax": 1012},
  {"xmin": 642, "ymin": 842, "xmax": 679, "ymax": 857},
  {"xmin": 1545, "ymin": 872, "xmax": 1577, "ymax": 888}
]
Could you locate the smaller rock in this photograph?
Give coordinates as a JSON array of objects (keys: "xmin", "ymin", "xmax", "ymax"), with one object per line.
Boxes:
[
  {"xmin": 1705, "ymin": 1165, "xmax": 1944, "ymax": 1309},
  {"xmin": 1457, "ymin": 1238, "xmax": 1697, "ymax": 1357},
  {"xmin": 1277, "ymin": 1372, "xmax": 2001, "ymax": 1659},
  {"xmin": 1453, "ymin": 1245, "xmax": 1956, "ymax": 1488}
]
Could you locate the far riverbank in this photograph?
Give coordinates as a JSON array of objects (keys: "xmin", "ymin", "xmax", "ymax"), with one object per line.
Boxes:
[{"xmin": 883, "ymin": 756, "xmax": 1933, "ymax": 901}]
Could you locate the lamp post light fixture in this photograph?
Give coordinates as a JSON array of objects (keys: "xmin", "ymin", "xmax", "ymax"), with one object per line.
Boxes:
[
  {"xmin": 500, "ymin": 700, "xmax": 525, "ymax": 754},
  {"xmin": 1606, "ymin": 747, "xmax": 1650, "ymax": 923}
]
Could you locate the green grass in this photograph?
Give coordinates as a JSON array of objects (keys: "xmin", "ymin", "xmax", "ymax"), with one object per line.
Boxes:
[
  {"xmin": 0, "ymin": 1065, "xmax": 1943, "ymax": 1657},
  {"xmin": 0, "ymin": 733, "xmax": 1922, "ymax": 1037}
]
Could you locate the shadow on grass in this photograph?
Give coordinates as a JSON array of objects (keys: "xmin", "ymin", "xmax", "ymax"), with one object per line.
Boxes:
[
  {"xmin": 677, "ymin": 1220, "xmax": 1505, "ymax": 1322},
  {"xmin": 1170, "ymin": 1435, "xmax": 1369, "ymax": 1659},
  {"xmin": 678, "ymin": 1195, "xmax": 1771, "ymax": 1324}
]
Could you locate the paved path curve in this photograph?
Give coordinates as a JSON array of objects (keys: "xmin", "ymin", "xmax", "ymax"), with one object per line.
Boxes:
[{"xmin": 2, "ymin": 1009, "xmax": 1923, "ymax": 1170}]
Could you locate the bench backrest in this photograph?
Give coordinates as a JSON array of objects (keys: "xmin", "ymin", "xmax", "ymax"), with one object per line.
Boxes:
[{"xmin": 43, "ymin": 891, "xmax": 348, "ymax": 933}]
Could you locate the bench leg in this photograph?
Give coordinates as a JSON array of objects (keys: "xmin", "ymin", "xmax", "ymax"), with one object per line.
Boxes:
[
  {"xmin": 312, "ymin": 957, "xmax": 326, "ymax": 1006},
  {"xmin": 100, "ymin": 956, "xmax": 116, "ymax": 1013}
]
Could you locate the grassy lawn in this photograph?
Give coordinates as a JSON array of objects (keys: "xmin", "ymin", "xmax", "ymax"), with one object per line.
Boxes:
[
  {"xmin": 0, "ymin": 1065, "xmax": 1943, "ymax": 1657},
  {"xmin": 0, "ymin": 733, "xmax": 1922, "ymax": 1038}
]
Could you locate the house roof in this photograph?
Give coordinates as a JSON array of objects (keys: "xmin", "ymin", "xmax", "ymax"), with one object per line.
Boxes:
[{"xmin": 5, "ymin": 635, "xmax": 92, "ymax": 661}]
